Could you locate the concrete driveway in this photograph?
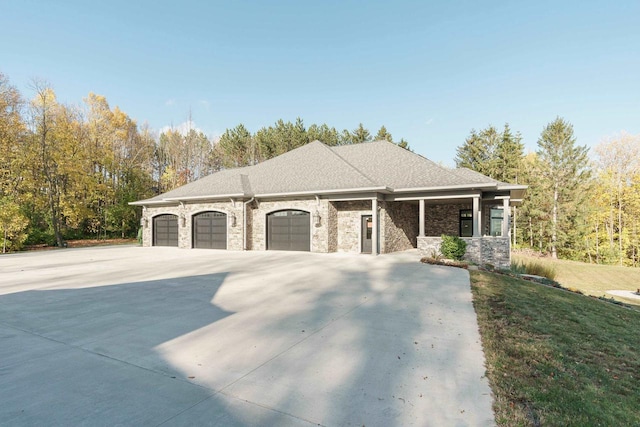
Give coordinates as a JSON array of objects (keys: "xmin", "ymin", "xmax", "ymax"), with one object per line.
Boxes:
[{"xmin": 0, "ymin": 246, "xmax": 494, "ymax": 426}]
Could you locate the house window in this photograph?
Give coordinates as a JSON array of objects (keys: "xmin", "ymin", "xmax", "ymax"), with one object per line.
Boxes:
[
  {"xmin": 490, "ymin": 208, "xmax": 504, "ymax": 236},
  {"xmin": 460, "ymin": 210, "xmax": 473, "ymax": 237}
]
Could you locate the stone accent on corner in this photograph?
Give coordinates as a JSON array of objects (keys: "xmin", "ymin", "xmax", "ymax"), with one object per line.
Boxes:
[
  {"xmin": 476, "ymin": 237, "xmax": 510, "ymax": 268},
  {"xmin": 327, "ymin": 202, "xmax": 338, "ymax": 252},
  {"xmin": 416, "ymin": 236, "xmax": 442, "ymax": 258},
  {"xmin": 418, "ymin": 236, "xmax": 511, "ymax": 269}
]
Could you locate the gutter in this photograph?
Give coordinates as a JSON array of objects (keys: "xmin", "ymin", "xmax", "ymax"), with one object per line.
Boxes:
[
  {"xmin": 394, "ymin": 183, "xmax": 498, "ymax": 192},
  {"xmin": 128, "ymin": 193, "xmax": 246, "ymax": 206}
]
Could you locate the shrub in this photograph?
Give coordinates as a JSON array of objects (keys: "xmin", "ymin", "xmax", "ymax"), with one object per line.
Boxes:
[{"xmin": 440, "ymin": 234, "xmax": 467, "ymax": 261}]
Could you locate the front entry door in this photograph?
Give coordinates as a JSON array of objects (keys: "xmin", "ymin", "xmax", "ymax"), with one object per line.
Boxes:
[{"xmin": 361, "ymin": 215, "xmax": 373, "ymax": 253}]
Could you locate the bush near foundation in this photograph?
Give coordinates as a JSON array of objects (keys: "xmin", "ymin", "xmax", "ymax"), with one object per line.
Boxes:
[{"xmin": 440, "ymin": 234, "xmax": 467, "ymax": 261}]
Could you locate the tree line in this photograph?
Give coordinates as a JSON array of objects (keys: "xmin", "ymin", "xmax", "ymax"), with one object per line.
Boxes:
[
  {"xmin": 0, "ymin": 72, "xmax": 409, "ymax": 252},
  {"xmin": 4, "ymin": 70, "xmax": 638, "ymax": 266},
  {"xmin": 455, "ymin": 120, "xmax": 640, "ymax": 267}
]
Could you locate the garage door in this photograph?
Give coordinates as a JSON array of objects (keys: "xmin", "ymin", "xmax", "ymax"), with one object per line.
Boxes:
[
  {"xmin": 267, "ymin": 210, "xmax": 310, "ymax": 251},
  {"xmin": 193, "ymin": 211, "xmax": 227, "ymax": 249},
  {"xmin": 153, "ymin": 214, "xmax": 179, "ymax": 247}
]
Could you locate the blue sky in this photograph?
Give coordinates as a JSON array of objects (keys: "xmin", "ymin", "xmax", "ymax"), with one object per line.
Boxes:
[{"xmin": 2, "ymin": 0, "xmax": 638, "ymax": 165}]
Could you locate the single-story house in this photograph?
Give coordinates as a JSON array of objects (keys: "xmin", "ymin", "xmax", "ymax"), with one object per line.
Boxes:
[{"xmin": 131, "ymin": 140, "xmax": 526, "ymax": 268}]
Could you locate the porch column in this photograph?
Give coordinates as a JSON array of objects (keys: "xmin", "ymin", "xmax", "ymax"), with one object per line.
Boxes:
[
  {"xmin": 372, "ymin": 198, "xmax": 378, "ymax": 255},
  {"xmin": 419, "ymin": 199, "xmax": 425, "ymax": 237},
  {"xmin": 502, "ymin": 197, "xmax": 510, "ymax": 237},
  {"xmin": 473, "ymin": 196, "xmax": 481, "ymax": 237}
]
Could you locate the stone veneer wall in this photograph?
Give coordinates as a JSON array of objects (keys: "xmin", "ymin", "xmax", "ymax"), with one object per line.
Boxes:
[
  {"xmin": 381, "ymin": 201, "xmax": 419, "ymax": 253},
  {"xmin": 142, "ymin": 201, "xmax": 244, "ymax": 250},
  {"xmin": 417, "ymin": 236, "xmax": 511, "ymax": 269},
  {"xmin": 334, "ymin": 200, "xmax": 372, "ymax": 253},
  {"xmin": 327, "ymin": 202, "xmax": 338, "ymax": 252},
  {"xmin": 424, "ymin": 203, "xmax": 471, "ymax": 236},
  {"xmin": 248, "ymin": 198, "xmax": 331, "ymax": 252}
]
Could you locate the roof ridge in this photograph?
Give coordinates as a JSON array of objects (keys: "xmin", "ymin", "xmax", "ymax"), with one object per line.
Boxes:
[{"xmin": 321, "ymin": 142, "xmax": 380, "ymax": 187}]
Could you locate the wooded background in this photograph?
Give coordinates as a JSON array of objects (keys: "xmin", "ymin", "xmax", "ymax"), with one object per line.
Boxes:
[{"xmin": 1, "ymin": 72, "xmax": 639, "ymax": 267}]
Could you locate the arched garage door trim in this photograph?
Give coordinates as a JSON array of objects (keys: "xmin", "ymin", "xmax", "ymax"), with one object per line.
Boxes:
[
  {"xmin": 266, "ymin": 209, "xmax": 311, "ymax": 252},
  {"xmin": 192, "ymin": 211, "xmax": 228, "ymax": 249},
  {"xmin": 153, "ymin": 214, "xmax": 179, "ymax": 247}
]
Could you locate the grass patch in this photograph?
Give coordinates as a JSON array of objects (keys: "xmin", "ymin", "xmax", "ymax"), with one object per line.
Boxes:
[
  {"xmin": 512, "ymin": 253, "xmax": 640, "ymax": 306},
  {"xmin": 471, "ymin": 270, "xmax": 640, "ymax": 426}
]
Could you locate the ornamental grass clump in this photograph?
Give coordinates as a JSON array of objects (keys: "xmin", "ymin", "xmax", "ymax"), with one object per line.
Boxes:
[
  {"xmin": 511, "ymin": 259, "xmax": 557, "ymax": 281},
  {"xmin": 440, "ymin": 234, "xmax": 467, "ymax": 261}
]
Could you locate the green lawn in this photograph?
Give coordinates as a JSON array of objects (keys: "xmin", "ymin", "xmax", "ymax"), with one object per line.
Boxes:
[
  {"xmin": 471, "ymin": 270, "xmax": 640, "ymax": 426},
  {"xmin": 512, "ymin": 253, "xmax": 640, "ymax": 306}
]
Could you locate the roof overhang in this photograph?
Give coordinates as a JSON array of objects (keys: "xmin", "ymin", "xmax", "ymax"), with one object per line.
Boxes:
[
  {"xmin": 254, "ymin": 186, "xmax": 391, "ymax": 198},
  {"xmin": 129, "ymin": 193, "xmax": 246, "ymax": 206},
  {"xmin": 394, "ymin": 183, "xmax": 499, "ymax": 192},
  {"xmin": 130, "ymin": 183, "xmax": 529, "ymax": 207}
]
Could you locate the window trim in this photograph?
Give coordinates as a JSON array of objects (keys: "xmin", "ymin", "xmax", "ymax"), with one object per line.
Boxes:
[{"xmin": 459, "ymin": 209, "xmax": 473, "ymax": 237}]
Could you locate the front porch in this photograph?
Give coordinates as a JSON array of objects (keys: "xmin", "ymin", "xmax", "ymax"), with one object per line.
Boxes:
[{"xmin": 386, "ymin": 192, "xmax": 514, "ymax": 269}]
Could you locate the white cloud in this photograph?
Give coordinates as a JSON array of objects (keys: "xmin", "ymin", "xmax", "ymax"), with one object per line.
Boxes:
[
  {"xmin": 164, "ymin": 99, "xmax": 176, "ymax": 107},
  {"xmin": 426, "ymin": 118, "xmax": 435, "ymax": 125},
  {"xmin": 159, "ymin": 120, "xmax": 204, "ymax": 136},
  {"xmin": 199, "ymin": 100, "xmax": 211, "ymax": 110}
]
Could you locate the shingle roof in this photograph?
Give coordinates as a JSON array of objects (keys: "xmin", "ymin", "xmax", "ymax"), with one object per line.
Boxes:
[
  {"xmin": 452, "ymin": 167, "xmax": 501, "ymax": 184},
  {"xmin": 133, "ymin": 140, "xmax": 515, "ymax": 205},
  {"xmin": 331, "ymin": 142, "xmax": 495, "ymax": 189}
]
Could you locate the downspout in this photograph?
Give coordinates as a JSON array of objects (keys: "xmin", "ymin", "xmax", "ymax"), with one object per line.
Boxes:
[{"xmin": 243, "ymin": 197, "xmax": 255, "ymax": 250}]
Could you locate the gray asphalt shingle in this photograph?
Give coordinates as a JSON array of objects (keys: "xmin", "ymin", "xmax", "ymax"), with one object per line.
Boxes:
[{"xmin": 134, "ymin": 140, "xmax": 507, "ymax": 204}]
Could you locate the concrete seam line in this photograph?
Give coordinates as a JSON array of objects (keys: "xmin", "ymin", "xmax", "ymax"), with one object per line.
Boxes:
[
  {"xmin": 0, "ymin": 321, "xmax": 72, "ymax": 368},
  {"xmin": 221, "ymin": 391, "xmax": 327, "ymax": 427},
  {"xmin": 76, "ymin": 305, "xmax": 214, "ymax": 347},
  {"xmin": 217, "ymin": 292, "xmax": 385, "ymax": 395},
  {"xmin": 153, "ymin": 394, "xmax": 218, "ymax": 427},
  {"xmin": 156, "ymin": 391, "xmax": 327, "ymax": 427},
  {"xmin": 0, "ymin": 319, "xmax": 215, "ymax": 391}
]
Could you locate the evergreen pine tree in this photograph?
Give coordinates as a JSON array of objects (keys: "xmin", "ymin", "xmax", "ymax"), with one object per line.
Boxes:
[{"xmin": 536, "ymin": 117, "xmax": 591, "ymax": 259}]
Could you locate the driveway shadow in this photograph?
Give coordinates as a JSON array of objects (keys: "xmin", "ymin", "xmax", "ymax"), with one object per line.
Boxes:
[
  {"xmin": 0, "ymin": 273, "xmax": 260, "ymax": 426},
  {"xmin": 203, "ymin": 258, "xmax": 494, "ymax": 426},
  {"xmin": 0, "ymin": 251, "xmax": 493, "ymax": 426}
]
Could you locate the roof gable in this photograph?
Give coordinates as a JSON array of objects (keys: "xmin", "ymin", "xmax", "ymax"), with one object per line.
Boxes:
[
  {"xmin": 133, "ymin": 140, "xmax": 511, "ymax": 204},
  {"xmin": 245, "ymin": 140, "xmax": 377, "ymax": 195}
]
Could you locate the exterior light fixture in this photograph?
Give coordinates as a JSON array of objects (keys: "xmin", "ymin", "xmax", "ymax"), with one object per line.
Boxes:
[
  {"xmin": 229, "ymin": 213, "xmax": 237, "ymax": 227},
  {"xmin": 313, "ymin": 210, "xmax": 321, "ymax": 227},
  {"xmin": 180, "ymin": 214, "xmax": 186, "ymax": 227},
  {"xmin": 141, "ymin": 217, "xmax": 148, "ymax": 228}
]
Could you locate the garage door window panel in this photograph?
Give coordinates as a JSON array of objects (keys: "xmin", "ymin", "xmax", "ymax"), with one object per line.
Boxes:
[
  {"xmin": 193, "ymin": 211, "xmax": 227, "ymax": 249},
  {"xmin": 267, "ymin": 210, "xmax": 310, "ymax": 252},
  {"xmin": 153, "ymin": 214, "xmax": 179, "ymax": 247}
]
